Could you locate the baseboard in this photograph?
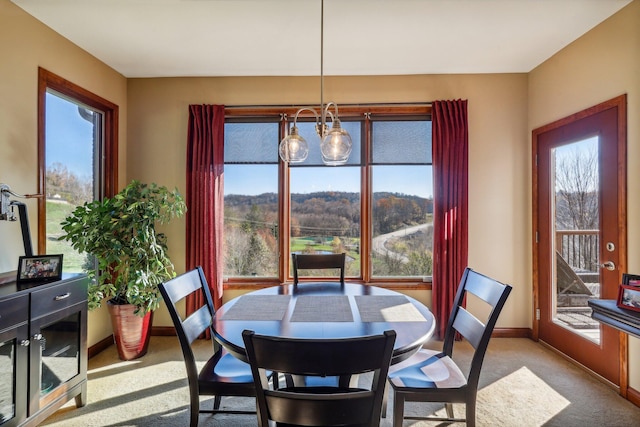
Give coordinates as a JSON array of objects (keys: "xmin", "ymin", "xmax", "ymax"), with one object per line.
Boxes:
[
  {"xmin": 152, "ymin": 326, "xmax": 177, "ymax": 336},
  {"xmin": 88, "ymin": 327, "xmax": 177, "ymax": 358},
  {"xmin": 88, "ymin": 335, "xmax": 114, "ymax": 359},
  {"xmin": 493, "ymin": 327, "xmax": 532, "ymax": 338},
  {"xmin": 628, "ymin": 386, "xmax": 640, "ymax": 408},
  {"xmin": 88, "ymin": 326, "xmax": 531, "ymax": 358}
]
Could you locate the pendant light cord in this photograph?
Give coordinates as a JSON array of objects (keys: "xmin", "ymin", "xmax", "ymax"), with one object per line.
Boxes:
[{"xmin": 320, "ymin": 0, "xmax": 324, "ymax": 129}]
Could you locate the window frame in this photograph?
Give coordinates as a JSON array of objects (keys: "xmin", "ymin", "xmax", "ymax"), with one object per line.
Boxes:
[
  {"xmin": 224, "ymin": 105, "xmax": 432, "ymax": 290},
  {"xmin": 37, "ymin": 67, "xmax": 119, "ymax": 254}
]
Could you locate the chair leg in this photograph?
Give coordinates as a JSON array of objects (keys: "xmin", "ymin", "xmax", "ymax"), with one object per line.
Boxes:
[
  {"xmin": 213, "ymin": 395, "xmax": 221, "ymax": 410},
  {"xmin": 392, "ymin": 391, "xmax": 405, "ymax": 427},
  {"xmin": 381, "ymin": 380, "xmax": 388, "ymax": 418},
  {"xmin": 445, "ymin": 402, "xmax": 454, "ymax": 419},
  {"xmin": 190, "ymin": 398, "xmax": 199, "ymax": 427},
  {"xmin": 466, "ymin": 399, "xmax": 476, "ymax": 427}
]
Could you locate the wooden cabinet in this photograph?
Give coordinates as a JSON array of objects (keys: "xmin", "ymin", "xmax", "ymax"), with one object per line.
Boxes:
[{"xmin": 0, "ymin": 274, "xmax": 87, "ymax": 427}]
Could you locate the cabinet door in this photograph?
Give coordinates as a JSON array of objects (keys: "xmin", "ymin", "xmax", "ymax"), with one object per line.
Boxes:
[
  {"xmin": 29, "ymin": 277, "xmax": 88, "ymax": 417},
  {"xmin": 29, "ymin": 303, "xmax": 86, "ymax": 416},
  {"xmin": 0, "ymin": 293, "xmax": 29, "ymax": 427}
]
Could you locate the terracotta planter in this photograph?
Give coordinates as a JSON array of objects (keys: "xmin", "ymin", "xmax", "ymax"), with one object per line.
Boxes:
[{"xmin": 107, "ymin": 301, "xmax": 154, "ymax": 361}]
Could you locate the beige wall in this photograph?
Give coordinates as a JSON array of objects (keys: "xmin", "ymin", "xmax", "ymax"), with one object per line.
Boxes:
[
  {"xmin": 127, "ymin": 73, "xmax": 531, "ymax": 329},
  {"xmin": 0, "ymin": 1, "xmax": 128, "ymax": 346},
  {"xmin": 529, "ymin": 0, "xmax": 640, "ymax": 388}
]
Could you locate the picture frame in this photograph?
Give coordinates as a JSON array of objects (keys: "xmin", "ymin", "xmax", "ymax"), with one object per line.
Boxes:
[
  {"xmin": 622, "ymin": 273, "xmax": 640, "ymax": 287},
  {"xmin": 16, "ymin": 254, "xmax": 63, "ymax": 283},
  {"xmin": 617, "ymin": 284, "xmax": 640, "ymax": 312}
]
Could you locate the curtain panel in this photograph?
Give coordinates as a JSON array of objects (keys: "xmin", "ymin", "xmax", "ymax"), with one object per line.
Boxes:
[
  {"xmin": 186, "ymin": 104, "xmax": 225, "ymax": 314},
  {"xmin": 432, "ymin": 99, "xmax": 469, "ymax": 339}
]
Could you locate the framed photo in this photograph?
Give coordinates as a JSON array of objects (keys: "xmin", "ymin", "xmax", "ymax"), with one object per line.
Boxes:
[
  {"xmin": 17, "ymin": 254, "xmax": 63, "ymax": 283},
  {"xmin": 622, "ymin": 273, "xmax": 640, "ymax": 287},
  {"xmin": 617, "ymin": 284, "xmax": 640, "ymax": 312}
]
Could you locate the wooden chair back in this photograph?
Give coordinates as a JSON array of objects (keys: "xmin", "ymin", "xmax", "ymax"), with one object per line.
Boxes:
[
  {"xmin": 292, "ymin": 253, "xmax": 346, "ymax": 284},
  {"xmin": 159, "ymin": 267, "xmax": 256, "ymax": 426},
  {"xmin": 243, "ymin": 329, "xmax": 396, "ymax": 427},
  {"xmin": 388, "ymin": 267, "xmax": 512, "ymax": 427},
  {"xmin": 443, "ymin": 268, "xmax": 513, "ymax": 391}
]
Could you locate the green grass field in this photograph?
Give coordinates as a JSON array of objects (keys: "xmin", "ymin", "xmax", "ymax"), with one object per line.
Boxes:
[{"xmin": 46, "ymin": 200, "xmax": 86, "ymax": 273}]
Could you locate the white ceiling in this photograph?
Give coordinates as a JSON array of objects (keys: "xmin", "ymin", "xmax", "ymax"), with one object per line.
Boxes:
[{"xmin": 11, "ymin": 0, "xmax": 633, "ymax": 78}]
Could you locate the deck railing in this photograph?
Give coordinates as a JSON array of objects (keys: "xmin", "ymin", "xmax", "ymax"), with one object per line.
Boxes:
[{"xmin": 556, "ymin": 229, "xmax": 599, "ymax": 273}]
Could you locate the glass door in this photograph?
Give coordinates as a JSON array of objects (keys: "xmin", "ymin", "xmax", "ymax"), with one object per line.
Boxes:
[
  {"xmin": 534, "ymin": 96, "xmax": 626, "ymax": 386},
  {"xmin": 551, "ymin": 137, "xmax": 601, "ymax": 342}
]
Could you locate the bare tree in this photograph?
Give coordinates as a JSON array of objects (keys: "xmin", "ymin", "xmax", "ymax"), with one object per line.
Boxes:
[{"xmin": 554, "ymin": 140, "xmax": 599, "ymax": 271}]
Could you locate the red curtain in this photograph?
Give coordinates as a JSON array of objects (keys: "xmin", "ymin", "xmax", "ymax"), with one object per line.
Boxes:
[
  {"xmin": 432, "ymin": 99, "xmax": 469, "ymax": 339},
  {"xmin": 186, "ymin": 104, "xmax": 225, "ymax": 313}
]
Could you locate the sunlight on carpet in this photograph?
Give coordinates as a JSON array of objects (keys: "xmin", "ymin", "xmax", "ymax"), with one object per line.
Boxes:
[{"xmin": 411, "ymin": 366, "xmax": 570, "ymax": 427}]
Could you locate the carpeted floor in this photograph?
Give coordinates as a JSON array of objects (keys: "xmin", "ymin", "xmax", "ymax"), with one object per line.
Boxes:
[{"xmin": 41, "ymin": 336, "xmax": 640, "ymax": 426}]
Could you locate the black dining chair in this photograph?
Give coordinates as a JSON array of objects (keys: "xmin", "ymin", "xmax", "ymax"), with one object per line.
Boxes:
[
  {"xmin": 388, "ymin": 267, "xmax": 512, "ymax": 427},
  {"xmin": 159, "ymin": 267, "xmax": 257, "ymax": 427},
  {"xmin": 242, "ymin": 329, "xmax": 396, "ymax": 427},
  {"xmin": 291, "ymin": 252, "xmax": 346, "ymax": 284}
]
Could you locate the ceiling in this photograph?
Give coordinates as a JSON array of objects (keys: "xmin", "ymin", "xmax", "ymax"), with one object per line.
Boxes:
[{"xmin": 12, "ymin": 0, "xmax": 633, "ymax": 78}]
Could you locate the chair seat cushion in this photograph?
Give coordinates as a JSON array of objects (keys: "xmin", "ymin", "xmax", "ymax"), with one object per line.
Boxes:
[
  {"xmin": 200, "ymin": 350, "xmax": 254, "ymax": 384},
  {"xmin": 388, "ymin": 348, "xmax": 467, "ymax": 390}
]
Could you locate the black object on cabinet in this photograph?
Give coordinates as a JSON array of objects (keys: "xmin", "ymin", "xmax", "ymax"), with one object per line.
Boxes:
[{"xmin": 0, "ymin": 274, "xmax": 87, "ymax": 427}]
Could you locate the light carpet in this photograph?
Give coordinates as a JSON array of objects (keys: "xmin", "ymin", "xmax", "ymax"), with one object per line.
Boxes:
[{"xmin": 41, "ymin": 337, "xmax": 640, "ymax": 426}]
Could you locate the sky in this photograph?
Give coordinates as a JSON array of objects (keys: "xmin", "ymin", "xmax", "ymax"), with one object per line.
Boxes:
[
  {"xmin": 224, "ymin": 164, "xmax": 433, "ymax": 198},
  {"xmin": 45, "ymin": 92, "xmax": 95, "ymax": 180}
]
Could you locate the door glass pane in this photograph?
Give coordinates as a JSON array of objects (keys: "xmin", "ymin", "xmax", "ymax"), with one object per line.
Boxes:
[
  {"xmin": 552, "ymin": 136, "xmax": 600, "ymax": 343},
  {"xmin": 45, "ymin": 91, "xmax": 102, "ymax": 273}
]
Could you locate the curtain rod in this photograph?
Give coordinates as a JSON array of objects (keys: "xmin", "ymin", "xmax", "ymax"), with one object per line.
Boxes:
[{"xmin": 223, "ymin": 102, "xmax": 433, "ymax": 110}]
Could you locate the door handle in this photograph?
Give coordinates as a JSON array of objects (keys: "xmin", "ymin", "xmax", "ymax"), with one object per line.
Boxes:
[{"xmin": 600, "ymin": 261, "xmax": 615, "ymax": 271}]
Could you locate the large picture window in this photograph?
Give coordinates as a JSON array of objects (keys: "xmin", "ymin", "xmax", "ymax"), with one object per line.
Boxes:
[{"xmin": 223, "ymin": 106, "xmax": 432, "ymax": 286}]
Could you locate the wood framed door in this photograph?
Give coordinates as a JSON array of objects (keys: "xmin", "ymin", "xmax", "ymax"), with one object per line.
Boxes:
[{"xmin": 533, "ymin": 95, "xmax": 626, "ymax": 387}]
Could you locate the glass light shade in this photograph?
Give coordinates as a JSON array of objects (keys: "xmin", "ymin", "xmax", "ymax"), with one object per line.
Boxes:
[
  {"xmin": 279, "ymin": 126, "xmax": 309, "ymax": 163},
  {"xmin": 320, "ymin": 120, "xmax": 352, "ymax": 165}
]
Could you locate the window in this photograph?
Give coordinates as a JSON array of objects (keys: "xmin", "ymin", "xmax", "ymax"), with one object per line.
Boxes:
[
  {"xmin": 224, "ymin": 120, "xmax": 280, "ymax": 278},
  {"xmin": 223, "ymin": 106, "xmax": 432, "ymax": 285},
  {"xmin": 38, "ymin": 68, "xmax": 118, "ymax": 273},
  {"xmin": 370, "ymin": 118, "xmax": 433, "ymax": 278}
]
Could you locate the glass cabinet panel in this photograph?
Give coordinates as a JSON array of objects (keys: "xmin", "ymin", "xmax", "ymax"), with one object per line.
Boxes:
[
  {"xmin": 0, "ymin": 338, "xmax": 16, "ymax": 424},
  {"xmin": 39, "ymin": 312, "xmax": 81, "ymax": 398}
]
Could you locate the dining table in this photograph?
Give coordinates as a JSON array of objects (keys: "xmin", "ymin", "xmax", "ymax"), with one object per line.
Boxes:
[{"xmin": 211, "ymin": 281, "xmax": 436, "ymax": 365}]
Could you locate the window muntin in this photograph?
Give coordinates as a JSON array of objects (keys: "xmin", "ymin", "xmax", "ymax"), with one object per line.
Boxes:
[{"xmin": 223, "ymin": 107, "xmax": 432, "ymax": 284}]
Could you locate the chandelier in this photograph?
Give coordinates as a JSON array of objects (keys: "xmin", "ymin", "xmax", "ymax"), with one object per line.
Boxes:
[{"xmin": 278, "ymin": 0, "xmax": 352, "ymax": 166}]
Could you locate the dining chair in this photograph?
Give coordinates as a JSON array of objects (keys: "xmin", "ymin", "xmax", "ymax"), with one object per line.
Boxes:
[
  {"xmin": 242, "ymin": 329, "xmax": 396, "ymax": 427},
  {"xmin": 291, "ymin": 252, "xmax": 346, "ymax": 284},
  {"xmin": 159, "ymin": 267, "xmax": 257, "ymax": 427},
  {"xmin": 388, "ymin": 267, "xmax": 512, "ymax": 427}
]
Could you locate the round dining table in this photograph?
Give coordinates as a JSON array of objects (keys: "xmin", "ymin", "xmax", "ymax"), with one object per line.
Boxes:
[{"xmin": 211, "ymin": 281, "xmax": 435, "ymax": 365}]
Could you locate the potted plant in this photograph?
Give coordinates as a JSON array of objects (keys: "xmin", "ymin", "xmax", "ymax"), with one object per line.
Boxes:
[{"xmin": 61, "ymin": 180, "xmax": 186, "ymax": 360}]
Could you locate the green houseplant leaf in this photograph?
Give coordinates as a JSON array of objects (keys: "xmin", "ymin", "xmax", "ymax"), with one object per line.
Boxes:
[{"xmin": 60, "ymin": 180, "xmax": 186, "ymax": 315}]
